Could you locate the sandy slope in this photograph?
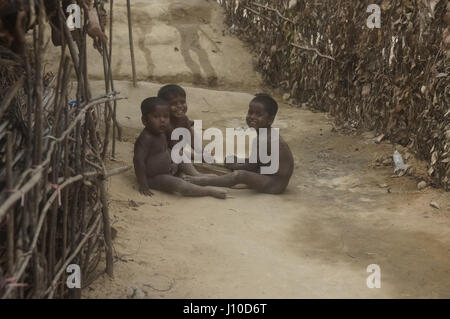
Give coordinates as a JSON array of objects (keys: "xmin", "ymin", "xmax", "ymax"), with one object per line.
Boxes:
[{"xmin": 44, "ymin": 0, "xmax": 262, "ymax": 91}]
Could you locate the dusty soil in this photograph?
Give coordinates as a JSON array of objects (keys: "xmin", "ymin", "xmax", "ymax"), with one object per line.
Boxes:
[
  {"xmin": 44, "ymin": 0, "xmax": 262, "ymax": 91},
  {"xmin": 80, "ymin": 0, "xmax": 450, "ymax": 298}
]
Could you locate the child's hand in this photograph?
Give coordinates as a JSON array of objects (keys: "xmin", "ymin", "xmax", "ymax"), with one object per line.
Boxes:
[
  {"xmin": 82, "ymin": 0, "xmax": 107, "ymax": 53},
  {"xmin": 139, "ymin": 187, "xmax": 153, "ymax": 196}
]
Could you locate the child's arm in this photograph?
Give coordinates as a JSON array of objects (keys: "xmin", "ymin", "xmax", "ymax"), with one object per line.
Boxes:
[
  {"xmin": 188, "ymin": 126, "xmax": 204, "ymax": 161},
  {"xmin": 133, "ymin": 134, "xmax": 153, "ymax": 196}
]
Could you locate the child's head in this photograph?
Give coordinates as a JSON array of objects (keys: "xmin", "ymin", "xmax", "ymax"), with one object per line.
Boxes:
[
  {"xmin": 157, "ymin": 84, "xmax": 187, "ymax": 119},
  {"xmin": 246, "ymin": 93, "xmax": 278, "ymax": 129},
  {"xmin": 141, "ymin": 97, "xmax": 170, "ymax": 134}
]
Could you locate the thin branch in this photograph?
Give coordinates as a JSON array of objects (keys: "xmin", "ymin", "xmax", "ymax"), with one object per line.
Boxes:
[
  {"xmin": 250, "ymin": 2, "xmax": 295, "ymax": 24},
  {"xmin": 45, "ymin": 214, "xmax": 102, "ymax": 298},
  {"xmin": 242, "ymin": 5, "xmax": 279, "ymax": 27},
  {"xmin": 0, "ymin": 76, "xmax": 24, "ymax": 119},
  {"xmin": 0, "ymin": 95, "xmax": 125, "ymax": 221},
  {"xmin": 1, "ymin": 166, "xmax": 129, "ymax": 299},
  {"xmin": 290, "ymin": 42, "xmax": 336, "ymax": 61},
  {"xmin": 126, "ymin": 0, "xmax": 137, "ymax": 87}
]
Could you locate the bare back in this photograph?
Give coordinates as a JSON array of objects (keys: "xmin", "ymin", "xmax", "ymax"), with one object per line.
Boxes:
[{"xmin": 256, "ymin": 131, "xmax": 294, "ymax": 181}]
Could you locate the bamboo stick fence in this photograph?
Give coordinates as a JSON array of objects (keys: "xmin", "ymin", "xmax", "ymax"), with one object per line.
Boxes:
[{"xmin": 0, "ymin": 0, "xmax": 133, "ymax": 298}]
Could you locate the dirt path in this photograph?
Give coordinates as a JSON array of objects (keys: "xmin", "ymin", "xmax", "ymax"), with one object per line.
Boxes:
[{"xmin": 83, "ymin": 0, "xmax": 450, "ymax": 298}]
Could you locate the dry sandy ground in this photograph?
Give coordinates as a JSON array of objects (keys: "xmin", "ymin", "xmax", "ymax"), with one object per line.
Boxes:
[
  {"xmin": 74, "ymin": 0, "xmax": 450, "ymax": 298},
  {"xmin": 44, "ymin": 0, "xmax": 262, "ymax": 90},
  {"xmin": 84, "ymin": 82, "xmax": 450, "ymax": 299}
]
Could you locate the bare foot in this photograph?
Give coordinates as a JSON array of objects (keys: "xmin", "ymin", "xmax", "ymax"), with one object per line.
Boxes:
[{"xmin": 206, "ymin": 187, "xmax": 227, "ymax": 199}]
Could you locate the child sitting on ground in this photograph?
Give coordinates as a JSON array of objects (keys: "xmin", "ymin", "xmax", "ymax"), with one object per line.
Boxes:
[
  {"xmin": 133, "ymin": 97, "xmax": 226, "ymax": 199},
  {"xmin": 157, "ymin": 84, "xmax": 195, "ymax": 148},
  {"xmin": 185, "ymin": 94, "xmax": 294, "ymax": 194},
  {"xmin": 157, "ymin": 84, "xmax": 207, "ymax": 174}
]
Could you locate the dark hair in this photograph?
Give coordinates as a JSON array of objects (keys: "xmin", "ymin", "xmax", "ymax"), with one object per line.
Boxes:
[
  {"xmin": 157, "ymin": 84, "xmax": 186, "ymax": 101},
  {"xmin": 251, "ymin": 93, "xmax": 278, "ymax": 117},
  {"xmin": 141, "ymin": 97, "xmax": 169, "ymax": 116}
]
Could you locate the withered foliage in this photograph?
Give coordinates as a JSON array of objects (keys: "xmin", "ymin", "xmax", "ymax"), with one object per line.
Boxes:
[{"xmin": 220, "ymin": 0, "xmax": 449, "ymax": 190}]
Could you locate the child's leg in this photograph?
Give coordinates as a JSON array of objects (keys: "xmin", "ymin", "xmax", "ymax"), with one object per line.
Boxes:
[
  {"xmin": 179, "ymin": 163, "xmax": 201, "ymax": 176},
  {"xmin": 148, "ymin": 174, "xmax": 226, "ymax": 199},
  {"xmin": 179, "ymin": 163, "xmax": 219, "ymax": 177},
  {"xmin": 184, "ymin": 170, "xmax": 285, "ymax": 194}
]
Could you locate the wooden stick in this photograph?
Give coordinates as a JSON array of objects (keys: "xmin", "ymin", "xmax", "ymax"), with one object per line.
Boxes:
[
  {"xmin": 6, "ymin": 132, "xmax": 14, "ymax": 278},
  {"xmin": 53, "ymin": 57, "xmax": 71, "ymax": 135},
  {"xmin": 107, "ymin": 0, "xmax": 123, "ymax": 149},
  {"xmin": 290, "ymin": 42, "xmax": 336, "ymax": 61},
  {"xmin": 48, "ymin": 50, "xmax": 69, "ymax": 280},
  {"xmin": 24, "ymin": 45, "xmax": 33, "ymax": 170},
  {"xmin": 30, "ymin": 21, "xmax": 42, "ymax": 298},
  {"xmin": 58, "ymin": 6, "xmax": 80, "ymax": 76},
  {"xmin": 126, "ymin": 0, "xmax": 137, "ymax": 87},
  {"xmin": 81, "ymin": 229, "xmax": 94, "ymax": 280},
  {"xmin": 242, "ymin": 5, "xmax": 278, "ymax": 27},
  {"xmin": 0, "ymin": 0, "xmax": 129, "ymax": 299},
  {"xmin": 28, "ymin": 38, "xmax": 39, "ymax": 296},
  {"xmin": 1, "ymin": 166, "xmax": 129, "ymax": 299},
  {"xmin": 101, "ymin": 41, "xmax": 113, "ymax": 160},
  {"xmin": 0, "ymin": 58, "xmax": 21, "ymax": 66},
  {"xmin": 48, "ymin": 140, "xmax": 58, "ymax": 279},
  {"xmin": 0, "ymin": 76, "xmax": 24, "ymax": 119},
  {"xmin": 34, "ymin": 2, "xmax": 44, "ymax": 148},
  {"xmin": 250, "ymin": 2, "xmax": 295, "ymax": 24},
  {"xmin": 109, "ymin": 0, "xmax": 114, "ymax": 61},
  {"xmin": 0, "ymin": 96, "xmax": 124, "ymax": 221},
  {"xmin": 99, "ymin": 180, "xmax": 114, "ymax": 277},
  {"xmin": 52, "ymin": 40, "xmax": 66, "ymax": 125},
  {"xmin": 62, "ymin": 108, "xmax": 69, "ymax": 260},
  {"xmin": 103, "ymin": 40, "xmax": 123, "ymax": 143},
  {"xmin": 45, "ymin": 214, "xmax": 102, "ymax": 298},
  {"xmin": 80, "ymin": 117, "xmax": 89, "ymax": 239}
]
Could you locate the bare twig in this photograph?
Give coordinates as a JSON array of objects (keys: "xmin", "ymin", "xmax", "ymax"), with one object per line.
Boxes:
[
  {"xmin": 250, "ymin": 2, "xmax": 295, "ymax": 24},
  {"xmin": 99, "ymin": 180, "xmax": 114, "ymax": 277},
  {"xmin": 126, "ymin": 0, "xmax": 137, "ymax": 87},
  {"xmin": 242, "ymin": 5, "xmax": 278, "ymax": 27},
  {"xmin": 290, "ymin": 42, "xmax": 336, "ymax": 61},
  {"xmin": 45, "ymin": 214, "xmax": 102, "ymax": 298},
  {"xmin": 0, "ymin": 95, "xmax": 125, "ymax": 221},
  {"xmin": 0, "ymin": 76, "xmax": 24, "ymax": 119},
  {"xmin": 1, "ymin": 166, "xmax": 129, "ymax": 299},
  {"xmin": 6, "ymin": 132, "xmax": 14, "ymax": 276},
  {"xmin": 0, "ymin": 0, "xmax": 128, "ymax": 300}
]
